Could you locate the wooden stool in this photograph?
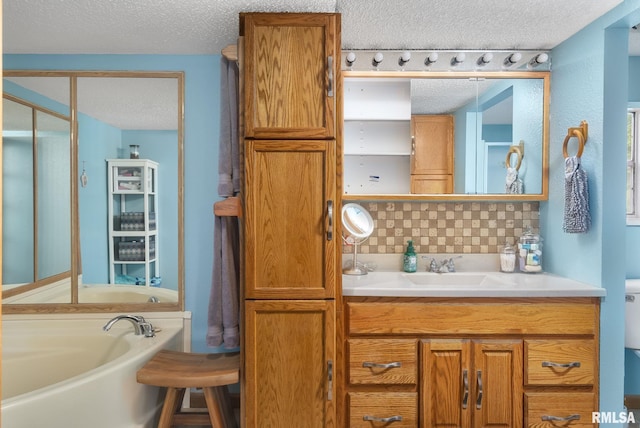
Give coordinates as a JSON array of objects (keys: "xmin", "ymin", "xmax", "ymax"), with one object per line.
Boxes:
[{"xmin": 137, "ymin": 350, "xmax": 240, "ymax": 428}]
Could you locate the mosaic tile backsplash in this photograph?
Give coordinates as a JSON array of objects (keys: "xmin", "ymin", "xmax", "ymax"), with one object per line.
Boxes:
[{"xmin": 343, "ymin": 201, "xmax": 539, "ymax": 255}]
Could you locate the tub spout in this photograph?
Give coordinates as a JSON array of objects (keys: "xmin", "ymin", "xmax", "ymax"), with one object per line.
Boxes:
[{"xmin": 103, "ymin": 315, "xmax": 155, "ymax": 337}]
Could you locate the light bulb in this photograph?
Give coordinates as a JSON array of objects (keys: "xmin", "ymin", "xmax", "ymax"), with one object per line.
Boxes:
[
  {"xmin": 478, "ymin": 52, "xmax": 493, "ymax": 66},
  {"xmin": 504, "ymin": 52, "xmax": 522, "ymax": 66},
  {"xmin": 399, "ymin": 51, "xmax": 411, "ymax": 66},
  {"xmin": 528, "ymin": 53, "xmax": 549, "ymax": 68},
  {"xmin": 372, "ymin": 52, "xmax": 384, "ymax": 67},
  {"xmin": 424, "ymin": 52, "xmax": 439, "ymax": 66},
  {"xmin": 346, "ymin": 52, "xmax": 357, "ymax": 66},
  {"xmin": 451, "ymin": 52, "xmax": 466, "ymax": 66}
]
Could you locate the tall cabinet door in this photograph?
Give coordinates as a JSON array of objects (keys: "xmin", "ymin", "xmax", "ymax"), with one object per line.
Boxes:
[
  {"xmin": 245, "ymin": 299, "xmax": 336, "ymax": 428},
  {"xmin": 244, "ymin": 139, "xmax": 336, "ymax": 299},
  {"xmin": 241, "ymin": 13, "xmax": 339, "ymax": 139}
]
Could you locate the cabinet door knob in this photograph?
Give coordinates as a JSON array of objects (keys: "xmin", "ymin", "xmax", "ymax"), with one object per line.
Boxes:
[{"xmin": 542, "ymin": 361, "xmax": 581, "ymax": 369}]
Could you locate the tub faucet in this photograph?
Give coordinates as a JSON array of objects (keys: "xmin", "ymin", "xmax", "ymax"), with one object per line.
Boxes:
[{"xmin": 103, "ymin": 315, "xmax": 155, "ymax": 337}]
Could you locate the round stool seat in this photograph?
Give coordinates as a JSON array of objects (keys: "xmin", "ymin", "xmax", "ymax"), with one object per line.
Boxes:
[
  {"xmin": 137, "ymin": 350, "xmax": 240, "ymax": 428},
  {"xmin": 137, "ymin": 349, "xmax": 240, "ymax": 388}
]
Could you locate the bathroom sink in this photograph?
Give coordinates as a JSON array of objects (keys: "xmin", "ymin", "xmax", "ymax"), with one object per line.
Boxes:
[{"xmin": 401, "ymin": 273, "xmax": 517, "ymax": 287}]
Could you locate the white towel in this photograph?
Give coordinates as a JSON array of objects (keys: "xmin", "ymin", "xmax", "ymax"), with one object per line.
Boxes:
[
  {"xmin": 505, "ymin": 167, "xmax": 523, "ymax": 194},
  {"xmin": 563, "ymin": 156, "xmax": 591, "ymax": 233}
]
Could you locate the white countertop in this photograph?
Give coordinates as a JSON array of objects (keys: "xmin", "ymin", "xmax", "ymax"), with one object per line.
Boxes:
[{"xmin": 342, "ymin": 271, "xmax": 606, "ymax": 298}]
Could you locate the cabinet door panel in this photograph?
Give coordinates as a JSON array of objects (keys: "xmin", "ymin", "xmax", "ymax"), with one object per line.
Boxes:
[
  {"xmin": 245, "ymin": 300, "xmax": 335, "ymax": 428},
  {"xmin": 473, "ymin": 340, "xmax": 523, "ymax": 428},
  {"xmin": 421, "ymin": 339, "xmax": 472, "ymax": 428},
  {"xmin": 411, "ymin": 115, "xmax": 453, "ymax": 175},
  {"xmin": 242, "ymin": 13, "xmax": 339, "ymax": 139},
  {"xmin": 244, "ymin": 140, "xmax": 336, "ymax": 299}
]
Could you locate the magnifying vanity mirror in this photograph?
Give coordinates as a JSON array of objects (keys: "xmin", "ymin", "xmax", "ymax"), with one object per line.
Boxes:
[
  {"xmin": 2, "ymin": 71, "xmax": 184, "ymax": 313},
  {"xmin": 342, "ymin": 203, "xmax": 374, "ymax": 275},
  {"xmin": 343, "ymin": 71, "xmax": 550, "ymax": 201}
]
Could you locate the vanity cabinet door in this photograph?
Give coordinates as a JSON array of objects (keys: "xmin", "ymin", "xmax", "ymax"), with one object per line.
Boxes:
[
  {"xmin": 421, "ymin": 339, "xmax": 523, "ymax": 428},
  {"xmin": 410, "ymin": 115, "xmax": 454, "ymax": 194},
  {"xmin": 244, "ymin": 139, "xmax": 336, "ymax": 299},
  {"xmin": 241, "ymin": 13, "xmax": 339, "ymax": 139}
]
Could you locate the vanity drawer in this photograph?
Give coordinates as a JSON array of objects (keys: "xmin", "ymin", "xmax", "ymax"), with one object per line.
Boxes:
[
  {"xmin": 346, "ymin": 299, "xmax": 598, "ymax": 336},
  {"xmin": 348, "ymin": 392, "xmax": 417, "ymax": 428},
  {"xmin": 348, "ymin": 339, "xmax": 417, "ymax": 385},
  {"xmin": 525, "ymin": 392, "xmax": 596, "ymax": 427},
  {"xmin": 525, "ymin": 339, "xmax": 595, "ymax": 385}
]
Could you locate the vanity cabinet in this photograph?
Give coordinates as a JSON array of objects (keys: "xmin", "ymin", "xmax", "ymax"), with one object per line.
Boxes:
[
  {"xmin": 342, "ymin": 297, "xmax": 599, "ymax": 427},
  {"xmin": 241, "ymin": 12, "xmax": 341, "ymax": 428},
  {"xmin": 410, "ymin": 115, "xmax": 454, "ymax": 194},
  {"xmin": 106, "ymin": 159, "xmax": 158, "ymax": 286}
]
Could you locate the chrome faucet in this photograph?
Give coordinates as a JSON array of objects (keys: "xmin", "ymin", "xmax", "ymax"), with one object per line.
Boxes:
[
  {"xmin": 103, "ymin": 314, "xmax": 155, "ymax": 337},
  {"xmin": 426, "ymin": 256, "xmax": 461, "ymax": 273}
]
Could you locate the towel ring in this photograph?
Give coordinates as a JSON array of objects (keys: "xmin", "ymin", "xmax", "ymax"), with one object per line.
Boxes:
[
  {"xmin": 505, "ymin": 147, "xmax": 523, "ymax": 171},
  {"xmin": 563, "ymin": 121, "xmax": 588, "ymax": 158}
]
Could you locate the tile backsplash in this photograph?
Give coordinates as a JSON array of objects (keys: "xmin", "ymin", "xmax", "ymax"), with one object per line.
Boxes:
[{"xmin": 343, "ymin": 201, "xmax": 539, "ymax": 255}]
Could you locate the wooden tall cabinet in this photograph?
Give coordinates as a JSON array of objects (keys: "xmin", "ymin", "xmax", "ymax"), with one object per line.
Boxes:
[
  {"xmin": 410, "ymin": 115, "xmax": 454, "ymax": 193},
  {"xmin": 241, "ymin": 12, "xmax": 341, "ymax": 428}
]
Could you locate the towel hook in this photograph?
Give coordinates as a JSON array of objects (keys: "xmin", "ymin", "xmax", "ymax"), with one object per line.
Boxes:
[
  {"xmin": 505, "ymin": 141, "xmax": 524, "ymax": 171},
  {"xmin": 563, "ymin": 120, "xmax": 588, "ymax": 158}
]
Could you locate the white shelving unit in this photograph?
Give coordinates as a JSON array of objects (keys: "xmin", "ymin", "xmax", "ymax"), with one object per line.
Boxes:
[
  {"xmin": 107, "ymin": 159, "xmax": 159, "ymax": 286},
  {"xmin": 343, "ymin": 78, "xmax": 412, "ymax": 194}
]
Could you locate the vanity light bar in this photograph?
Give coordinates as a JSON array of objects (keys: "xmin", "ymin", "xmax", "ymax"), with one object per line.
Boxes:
[{"xmin": 341, "ymin": 50, "xmax": 551, "ymax": 72}]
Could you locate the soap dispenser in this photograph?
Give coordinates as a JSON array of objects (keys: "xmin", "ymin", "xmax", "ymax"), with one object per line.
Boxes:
[{"xmin": 403, "ymin": 240, "xmax": 417, "ymax": 273}]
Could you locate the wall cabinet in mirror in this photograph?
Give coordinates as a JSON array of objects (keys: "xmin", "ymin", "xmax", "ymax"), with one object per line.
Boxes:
[{"xmin": 342, "ymin": 71, "xmax": 550, "ymax": 201}]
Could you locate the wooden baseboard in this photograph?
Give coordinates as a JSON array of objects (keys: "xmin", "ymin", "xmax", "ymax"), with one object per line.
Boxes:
[{"xmin": 625, "ymin": 394, "xmax": 640, "ymax": 409}]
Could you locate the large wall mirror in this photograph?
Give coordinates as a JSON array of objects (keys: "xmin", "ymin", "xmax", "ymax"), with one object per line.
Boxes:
[
  {"xmin": 2, "ymin": 71, "xmax": 184, "ymax": 313},
  {"xmin": 343, "ymin": 71, "xmax": 549, "ymax": 200}
]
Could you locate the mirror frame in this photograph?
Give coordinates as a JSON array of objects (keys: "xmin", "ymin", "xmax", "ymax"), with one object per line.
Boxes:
[
  {"xmin": 341, "ymin": 70, "xmax": 550, "ymax": 201},
  {"xmin": 2, "ymin": 70, "xmax": 185, "ymax": 314}
]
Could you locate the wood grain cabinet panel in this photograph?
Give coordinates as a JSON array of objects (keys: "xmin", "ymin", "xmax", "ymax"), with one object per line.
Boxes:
[
  {"xmin": 241, "ymin": 13, "xmax": 339, "ymax": 139},
  {"xmin": 348, "ymin": 392, "xmax": 418, "ymax": 428},
  {"xmin": 525, "ymin": 339, "xmax": 596, "ymax": 386},
  {"xmin": 524, "ymin": 392, "xmax": 596, "ymax": 427},
  {"xmin": 410, "ymin": 115, "xmax": 454, "ymax": 194},
  {"xmin": 348, "ymin": 339, "xmax": 417, "ymax": 385}
]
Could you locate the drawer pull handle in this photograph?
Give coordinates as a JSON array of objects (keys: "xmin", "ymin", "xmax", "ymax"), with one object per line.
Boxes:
[
  {"xmin": 327, "ymin": 56, "xmax": 334, "ymax": 97},
  {"xmin": 462, "ymin": 369, "xmax": 469, "ymax": 409},
  {"xmin": 362, "ymin": 361, "xmax": 402, "ymax": 369},
  {"xmin": 542, "ymin": 414, "xmax": 581, "ymax": 422},
  {"xmin": 363, "ymin": 415, "xmax": 403, "ymax": 423},
  {"xmin": 476, "ymin": 370, "xmax": 483, "ymax": 410},
  {"xmin": 542, "ymin": 361, "xmax": 581, "ymax": 369}
]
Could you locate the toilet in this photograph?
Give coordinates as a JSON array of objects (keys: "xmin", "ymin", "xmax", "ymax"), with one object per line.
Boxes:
[{"xmin": 625, "ymin": 279, "xmax": 640, "ymax": 356}]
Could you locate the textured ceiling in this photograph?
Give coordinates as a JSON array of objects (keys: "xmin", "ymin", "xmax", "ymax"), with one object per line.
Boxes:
[
  {"xmin": 3, "ymin": 0, "xmax": 624, "ymax": 54},
  {"xmin": 3, "ymin": 0, "xmax": 635, "ymax": 129}
]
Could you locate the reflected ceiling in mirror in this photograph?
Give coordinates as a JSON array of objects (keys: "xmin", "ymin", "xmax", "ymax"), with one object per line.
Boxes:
[
  {"xmin": 2, "ymin": 71, "xmax": 184, "ymax": 313},
  {"xmin": 342, "ymin": 71, "xmax": 549, "ymax": 201}
]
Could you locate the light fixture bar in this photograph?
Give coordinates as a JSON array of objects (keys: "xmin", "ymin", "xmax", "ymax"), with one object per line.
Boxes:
[{"xmin": 341, "ymin": 49, "xmax": 551, "ymax": 72}]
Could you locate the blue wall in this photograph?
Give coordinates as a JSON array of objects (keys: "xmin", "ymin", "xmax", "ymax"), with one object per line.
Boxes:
[
  {"xmin": 543, "ymin": 0, "xmax": 640, "ymax": 420},
  {"xmin": 4, "ymin": 54, "xmax": 222, "ymax": 353}
]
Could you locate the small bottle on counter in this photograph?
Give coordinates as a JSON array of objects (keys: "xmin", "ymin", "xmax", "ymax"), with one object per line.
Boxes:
[
  {"xmin": 403, "ymin": 240, "xmax": 417, "ymax": 273},
  {"xmin": 500, "ymin": 242, "xmax": 516, "ymax": 273},
  {"xmin": 518, "ymin": 228, "xmax": 543, "ymax": 273}
]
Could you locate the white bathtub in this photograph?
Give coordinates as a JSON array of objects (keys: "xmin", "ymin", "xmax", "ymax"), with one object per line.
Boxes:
[
  {"xmin": 3, "ymin": 280, "xmax": 178, "ymax": 304},
  {"xmin": 2, "ymin": 312, "xmax": 190, "ymax": 428}
]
